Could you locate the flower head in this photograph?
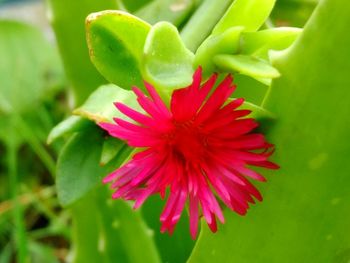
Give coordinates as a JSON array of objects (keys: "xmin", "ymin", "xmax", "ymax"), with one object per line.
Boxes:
[{"xmin": 99, "ymin": 67, "xmax": 278, "ymax": 239}]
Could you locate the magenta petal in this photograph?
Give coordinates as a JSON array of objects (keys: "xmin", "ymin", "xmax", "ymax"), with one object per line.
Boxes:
[
  {"xmin": 99, "ymin": 67, "xmax": 278, "ymax": 239},
  {"xmin": 189, "ymin": 194, "xmax": 199, "ymax": 240}
]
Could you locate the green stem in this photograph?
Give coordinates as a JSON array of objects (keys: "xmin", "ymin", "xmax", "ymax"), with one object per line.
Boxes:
[
  {"xmin": 46, "ymin": 0, "xmax": 120, "ymax": 105},
  {"xmin": 70, "ymin": 191, "xmax": 102, "ymax": 263},
  {"xmin": 180, "ymin": 0, "xmax": 233, "ymax": 52},
  {"xmin": 14, "ymin": 115, "xmax": 56, "ymax": 176},
  {"xmin": 7, "ymin": 136, "xmax": 28, "ymax": 263},
  {"xmin": 38, "ymin": 104, "xmax": 54, "ymax": 133}
]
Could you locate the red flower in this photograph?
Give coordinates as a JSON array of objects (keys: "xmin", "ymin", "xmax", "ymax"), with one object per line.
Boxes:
[{"xmin": 99, "ymin": 67, "xmax": 278, "ymax": 239}]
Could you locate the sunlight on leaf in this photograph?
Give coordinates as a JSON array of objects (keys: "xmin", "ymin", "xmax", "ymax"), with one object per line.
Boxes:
[
  {"xmin": 143, "ymin": 21, "xmax": 194, "ymax": 92},
  {"xmin": 73, "ymin": 84, "xmax": 141, "ymax": 123},
  {"xmin": 47, "ymin": 116, "xmax": 92, "ymax": 144},
  {"xmin": 212, "ymin": 0, "xmax": 276, "ymax": 34}
]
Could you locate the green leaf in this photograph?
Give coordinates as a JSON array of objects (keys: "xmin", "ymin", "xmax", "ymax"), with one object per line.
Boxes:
[
  {"xmin": 233, "ymin": 75, "xmax": 269, "ymax": 105},
  {"xmin": 100, "ymin": 137, "xmax": 130, "ymax": 166},
  {"xmin": 47, "ymin": 116, "xmax": 92, "ymax": 144},
  {"xmin": 0, "ymin": 20, "xmax": 64, "ymax": 114},
  {"xmin": 136, "ymin": 0, "xmax": 196, "ymax": 26},
  {"xmin": 70, "ymin": 192, "xmax": 105, "ymax": 263},
  {"xmin": 214, "ymin": 54, "xmax": 280, "ymax": 80},
  {"xmin": 241, "ymin": 27, "xmax": 302, "ymax": 58},
  {"xmin": 56, "ymin": 127, "xmax": 105, "ymax": 207},
  {"xmin": 86, "ymin": 10, "xmax": 151, "ymax": 90},
  {"xmin": 70, "ymin": 188, "xmax": 161, "ymax": 263},
  {"xmin": 143, "ymin": 21, "xmax": 194, "ymax": 93},
  {"xmin": 212, "ymin": 0, "xmax": 276, "ymax": 34},
  {"xmin": 47, "ymin": 0, "xmax": 119, "ymax": 105},
  {"xmin": 194, "ymin": 26, "xmax": 244, "ymax": 76},
  {"xmin": 73, "ymin": 84, "xmax": 141, "ymax": 123},
  {"xmin": 142, "ymin": 195, "xmax": 195, "ymax": 263},
  {"xmin": 189, "ymin": 0, "xmax": 350, "ymax": 262},
  {"xmin": 97, "ymin": 192, "xmax": 162, "ymax": 263}
]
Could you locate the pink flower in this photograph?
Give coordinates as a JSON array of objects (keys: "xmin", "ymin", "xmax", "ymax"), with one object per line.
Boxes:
[{"xmin": 99, "ymin": 67, "xmax": 279, "ymax": 239}]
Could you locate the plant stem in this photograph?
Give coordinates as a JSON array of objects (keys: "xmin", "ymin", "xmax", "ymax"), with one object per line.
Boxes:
[
  {"xmin": 46, "ymin": 0, "xmax": 120, "ymax": 105},
  {"xmin": 180, "ymin": 0, "xmax": 233, "ymax": 52},
  {"xmin": 14, "ymin": 115, "xmax": 56, "ymax": 176},
  {"xmin": 7, "ymin": 136, "xmax": 28, "ymax": 263},
  {"xmin": 70, "ymin": 191, "xmax": 102, "ymax": 263},
  {"xmin": 38, "ymin": 104, "xmax": 54, "ymax": 133}
]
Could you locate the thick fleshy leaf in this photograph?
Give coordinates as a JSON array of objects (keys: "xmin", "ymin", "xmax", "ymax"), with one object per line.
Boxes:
[
  {"xmin": 194, "ymin": 26, "xmax": 244, "ymax": 76},
  {"xmin": 233, "ymin": 75, "xmax": 269, "ymax": 105},
  {"xmin": 214, "ymin": 54, "xmax": 280, "ymax": 80},
  {"xmin": 136, "ymin": 0, "xmax": 196, "ymax": 26},
  {"xmin": 56, "ymin": 125, "xmax": 131, "ymax": 207},
  {"xmin": 189, "ymin": 0, "xmax": 350, "ymax": 262},
  {"xmin": 143, "ymin": 21, "xmax": 194, "ymax": 91},
  {"xmin": 100, "ymin": 137, "xmax": 130, "ymax": 166},
  {"xmin": 71, "ymin": 189, "xmax": 161, "ymax": 263},
  {"xmin": 86, "ymin": 10, "xmax": 151, "ymax": 89},
  {"xmin": 0, "ymin": 20, "xmax": 64, "ymax": 114},
  {"xmin": 212, "ymin": 0, "xmax": 276, "ymax": 34},
  {"xmin": 241, "ymin": 27, "xmax": 302, "ymax": 58},
  {"xmin": 73, "ymin": 84, "xmax": 141, "ymax": 123},
  {"xmin": 56, "ymin": 128, "xmax": 105, "ymax": 207},
  {"xmin": 142, "ymin": 195, "xmax": 195, "ymax": 263},
  {"xmin": 47, "ymin": 116, "xmax": 92, "ymax": 144},
  {"xmin": 69, "ymin": 193, "xmax": 104, "ymax": 263},
  {"xmin": 97, "ymin": 192, "xmax": 161, "ymax": 263}
]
